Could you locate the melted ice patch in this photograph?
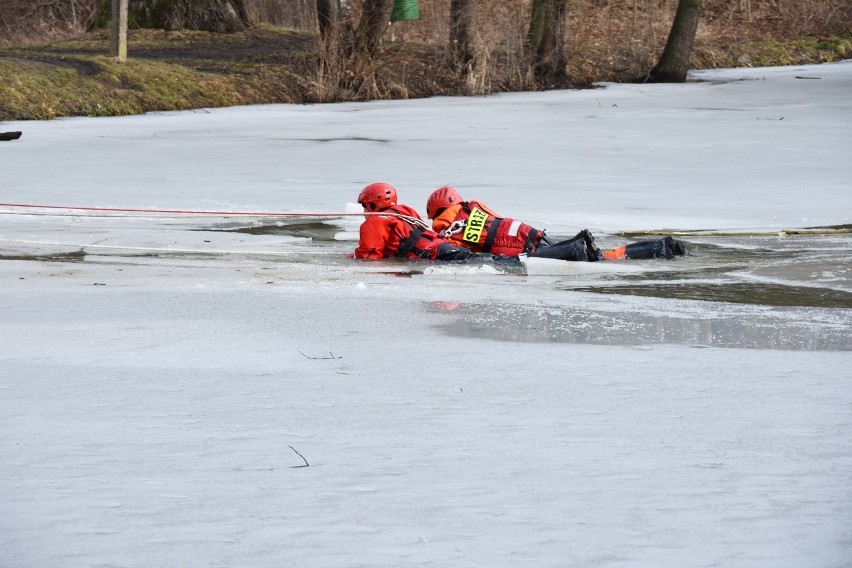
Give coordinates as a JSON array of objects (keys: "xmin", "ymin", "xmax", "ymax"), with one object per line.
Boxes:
[
  {"xmin": 522, "ymin": 256, "xmax": 650, "ymax": 276},
  {"xmin": 422, "ymin": 263, "xmax": 505, "ymax": 276}
]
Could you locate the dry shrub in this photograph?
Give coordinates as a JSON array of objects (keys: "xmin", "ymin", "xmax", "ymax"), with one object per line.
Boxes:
[
  {"xmin": 246, "ymin": 0, "xmax": 316, "ymax": 28},
  {"xmin": 0, "ymin": 0, "xmax": 101, "ymax": 45}
]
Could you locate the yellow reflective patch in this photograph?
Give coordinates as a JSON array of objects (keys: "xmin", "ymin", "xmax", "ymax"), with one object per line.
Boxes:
[{"xmin": 463, "ymin": 207, "xmax": 489, "ymax": 243}]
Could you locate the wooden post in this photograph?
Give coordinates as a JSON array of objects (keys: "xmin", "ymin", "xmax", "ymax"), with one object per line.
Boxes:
[
  {"xmin": 110, "ymin": 0, "xmax": 128, "ymax": 62},
  {"xmin": 738, "ymin": 0, "xmax": 752, "ymax": 21}
]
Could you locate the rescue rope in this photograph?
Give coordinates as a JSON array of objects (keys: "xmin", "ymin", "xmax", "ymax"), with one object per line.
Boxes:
[
  {"xmin": 0, "ymin": 238, "xmax": 341, "ymax": 257},
  {"xmin": 10, "ymin": 203, "xmax": 844, "ymax": 237},
  {"xmin": 0, "ymin": 202, "xmax": 429, "ymax": 228}
]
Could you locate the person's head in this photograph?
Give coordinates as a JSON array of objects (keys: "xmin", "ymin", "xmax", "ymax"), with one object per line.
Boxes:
[
  {"xmin": 426, "ymin": 186, "xmax": 463, "ymax": 219},
  {"xmin": 358, "ymin": 182, "xmax": 397, "ymax": 212}
]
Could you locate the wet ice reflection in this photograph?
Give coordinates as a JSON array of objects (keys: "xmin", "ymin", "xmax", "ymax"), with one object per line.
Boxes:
[{"xmin": 434, "ymin": 300, "xmax": 852, "ymax": 351}]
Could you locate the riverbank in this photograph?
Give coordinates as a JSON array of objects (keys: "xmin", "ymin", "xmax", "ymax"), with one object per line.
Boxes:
[{"xmin": 1, "ymin": 26, "xmax": 849, "ymax": 121}]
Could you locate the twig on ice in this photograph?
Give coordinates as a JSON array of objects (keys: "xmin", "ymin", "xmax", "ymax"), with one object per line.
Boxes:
[
  {"xmin": 289, "ymin": 446, "xmax": 310, "ymax": 468},
  {"xmin": 299, "ymin": 350, "xmax": 342, "ymax": 360}
]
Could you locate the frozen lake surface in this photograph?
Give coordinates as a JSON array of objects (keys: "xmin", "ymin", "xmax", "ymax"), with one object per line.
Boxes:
[{"xmin": 1, "ymin": 61, "xmax": 851, "ymax": 567}]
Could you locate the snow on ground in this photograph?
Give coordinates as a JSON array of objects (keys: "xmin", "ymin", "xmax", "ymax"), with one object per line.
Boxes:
[{"xmin": 1, "ymin": 61, "xmax": 851, "ymax": 568}]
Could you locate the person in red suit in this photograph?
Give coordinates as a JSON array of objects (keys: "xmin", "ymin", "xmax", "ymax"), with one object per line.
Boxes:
[
  {"xmin": 353, "ymin": 182, "xmax": 482, "ymax": 261},
  {"xmin": 426, "ymin": 185, "xmax": 686, "ymax": 261}
]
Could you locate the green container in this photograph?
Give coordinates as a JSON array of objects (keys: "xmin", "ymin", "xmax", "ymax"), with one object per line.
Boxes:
[{"xmin": 390, "ymin": 0, "xmax": 420, "ymax": 22}]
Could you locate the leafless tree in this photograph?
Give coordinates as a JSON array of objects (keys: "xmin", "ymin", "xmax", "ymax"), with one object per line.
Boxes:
[
  {"xmin": 643, "ymin": 0, "xmax": 702, "ymax": 82},
  {"xmin": 449, "ymin": 0, "xmax": 477, "ymax": 71},
  {"xmin": 353, "ymin": 0, "xmax": 393, "ymax": 57},
  {"xmin": 527, "ymin": 0, "xmax": 570, "ymax": 87},
  {"xmin": 449, "ymin": 0, "xmax": 488, "ymax": 93}
]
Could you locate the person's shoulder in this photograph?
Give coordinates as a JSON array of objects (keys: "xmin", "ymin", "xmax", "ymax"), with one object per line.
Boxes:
[
  {"xmin": 470, "ymin": 200, "xmax": 499, "ymax": 217},
  {"xmin": 394, "ymin": 204, "xmax": 423, "ymax": 219},
  {"xmin": 443, "ymin": 202, "xmax": 466, "ymax": 216},
  {"xmin": 433, "ymin": 203, "xmax": 461, "ymax": 226},
  {"xmin": 360, "ymin": 213, "xmax": 387, "ymax": 230}
]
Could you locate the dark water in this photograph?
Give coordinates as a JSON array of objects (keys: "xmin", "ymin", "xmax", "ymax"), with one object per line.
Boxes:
[
  {"xmin": 213, "ymin": 220, "xmax": 345, "ymax": 241},
  {"xmin": 432, "ymin": 299, "xmax": 851, "ymax": 351},
  {"xmin": 562, "ymin": 238, "xmax": 852, "ymax": 309},
  {"xmin": 0, "ymin": 250, "xmax": 86, "ymax": 263},
  {"xmin": 571, "ymin": 282, "xmax": 852, "ymax": 308},
  {"xmin": 5, "ymin": 221, "xmax": 850, "ymax": 350},
  {"xmin": 432, "ymin": 234, "xmax": 852, "ymax": 351}
]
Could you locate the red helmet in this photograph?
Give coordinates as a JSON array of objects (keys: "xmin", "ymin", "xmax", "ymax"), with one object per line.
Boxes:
[
  {"xmin": 358, "ymin": 182, "xmax": 397, "ymax": 211},
  {"xmin": 426, "ymin": 185, "xmax": 463, "ymax": 219}
]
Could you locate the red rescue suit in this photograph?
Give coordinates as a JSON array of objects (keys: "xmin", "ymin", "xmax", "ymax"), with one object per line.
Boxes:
[
  {"xmin": 355, "ymin": 204, "xmax": 464, "ymax": 260},
  {"xmin": 431, "ymin": 201, "xmax": 543, "ymax": 256}
]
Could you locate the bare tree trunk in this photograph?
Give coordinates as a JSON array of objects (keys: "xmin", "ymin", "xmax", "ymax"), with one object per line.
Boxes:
[
  {"xmin": 449, "ymin": 0, "xmax": 476, "ymax": 71},
  {"xmin": 126, "ymin": 0, "xmax": 252, "ymax": 33},
  {"xmin": 316, "ymin": 0, "xmax": 338, "ymax": 45},
  {"xmin": 645, "ymin": 0, "xmax": 702, "ymax": 83},
  {"xmin": 343, "ymin": 0, "xmax": 393, "ymax": 98},
  {"xmin": 313, "ymin": 0, "xmax": 393, "ymax": 100},
  {"xmin": 449, "ymin": 0, "xmax": 488, "ymax": 94},
  {"xmin": 527, "ymin": 0, "xmax": 570, "ymax": 88},
  {"xmin": 315, "ymin": 0, "xmax": 340, "ymax": 96},
  {"xmin": 354, "ymin": 0, "xmax": 393, "ymax": 57}
]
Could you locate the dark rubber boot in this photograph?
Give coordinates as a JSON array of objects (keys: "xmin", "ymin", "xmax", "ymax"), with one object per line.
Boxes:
[
  {"xmin": 579, "ymin": 229, "xmax": 602, "ymax": 262},
  {"xmin": 624, "ymin": 236, "xmax": 687, "ymax": 260},
  {"xmin": 529, "ymin": 235, "xmax": 588, "ymax": 261},
  {"xmin": 531, "ymin": 229, "xmax": 604, "ymax": 262},
  {"xmin": 668, "ymin": 237, "xmax": 687, "ymax": 256}
]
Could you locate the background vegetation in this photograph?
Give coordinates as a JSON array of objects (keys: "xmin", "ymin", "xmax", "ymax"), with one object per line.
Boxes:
[{"xmin": 1, "ymin": 0, "xmax": 850, "ymax": 120}]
